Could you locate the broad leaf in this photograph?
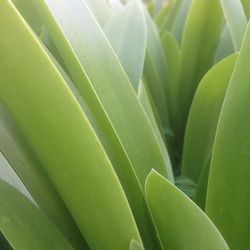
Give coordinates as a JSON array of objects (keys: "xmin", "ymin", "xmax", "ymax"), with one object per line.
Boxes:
[
  {"xmin": 145, "ymin": 170, "xmax": 229, "ymax": 250},
  {"xmin": 206, "ymin": 22, "xmax": 250, "ymax": 250}
]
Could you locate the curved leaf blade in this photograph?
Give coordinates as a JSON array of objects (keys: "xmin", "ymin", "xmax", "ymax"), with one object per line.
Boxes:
[
  {"xmin": 181, "ymin": 54, "xmax": 237, "ymax": 182},
  {"xmin": 145, "ymin": 170, "xmax": 229, "ymax": 250},
  {"xmin": 206, "ymin": 22, "xmax": 250, "ymax": 250},
  {"xmin": 177, "ymin": 0, "xmax": 224, "ymax": 144}
]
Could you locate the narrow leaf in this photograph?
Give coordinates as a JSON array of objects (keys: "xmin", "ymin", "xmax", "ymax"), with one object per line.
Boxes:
[
  {"xmin": 0, "ymin": 105, "xmax": 87, "ymax": 249},
  {"xmin": 31, "ymin": 0, "xmax": 172, "ymax": 186},
  {"xmin": 241, "ymin": 0, "xmax": 250, "ymax": 19},
  {"xmin": 0, "ymin": 180, "xmax": 73, "ymax": 250},
  {"xmin": 220, "ymin": 0, "xmax": 247, "ymax": 51},
  {"xmin": 181, "ymin": 54, "xmax": 237, "ymax": 182},
  {"xmin": 177, "ymin": 0, "xmax": 224, "ymax": 144},
  {"xmin": 104, "ymin": 0, "xmax": 146, "ymax": 90}
]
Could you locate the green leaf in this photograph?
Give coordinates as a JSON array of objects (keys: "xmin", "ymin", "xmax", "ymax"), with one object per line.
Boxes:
[
  {"xmin": 138, "ymin": 81, "xmax": 174, "ymax": 182},
  {"xmin": 241, "ymin": 0, "xmax": 250, "ymax": 19},
  {"xmin": 104, "ymin": 0, "xmax": 146, "ymax": 90},
  {"xmin": 161, "ymin": 31, "xmax": 181, "ymax": 126},
  {"xmin": 160, "ymin": 0, "xmax": 192, "ymax": 43},
  {"xmin": 220, "ymin": 0, "xmax": 247, "ymax": 51},
  {"xmin": 84, "ymin": 0, "xmax": 113, "ymax": 27},
  {"xmin": 177, "ymin": 0, "xmax": 224, "ymax": 144},
  {"xmin": 0, "ymin": 105, "xmax": 87, "ymax": 249},
  {"xmin": 104, "ymin": 0, "xmax": 174, "ymax": 184},
  {"xmin": 194, "ymin": 154, "xmax": 211, "ymax": 210},
  {"xmin": 0, "ymin": 1, "xmax": 142, "ymax": 249},
  {"xmin": 129, "ymin": 239, "xmax": 145, "ymax": 250},
  {"xmin": 0, "ymin": 231, "xmax": 12, "ymax": 250},
  {"xmin": 0, "ymin": 152, "xmax": 33, "ymax": 201},
  {"xmin": 145, "ymin": 170, "xmax": 229, "ymax": 250},
  {"xmin": 206, "ymin": 22, "xmax": 250, "ymax": 250},
  {"xmin": 181, "ymin": 54, "xmax": 237, "ymax": 182},
  {"xmin": 30, "ymin": 0, "xmax": 172, "ymax": 184},
  {"xmin": 214, "ymin": 24, "xmax": 234, "ymax": 62},
  {"xmin": 155, "ymin": 2, "xmax": 171, "ymax": 28},
  {"xmin": 11, "ymin": 0, "xmax": 43, "ymax": 33},
  {"xmin": 143, "ymin": 9, "xmax": 170, "ymax": 129},
  {"xmin": 0, "ymin": 180, "xmax": 73, "ymax": 250}
]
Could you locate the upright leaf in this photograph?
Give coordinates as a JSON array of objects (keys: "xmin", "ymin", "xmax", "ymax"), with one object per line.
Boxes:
[
  {"xmin": 214, "ymin": 24, "xmax": 234, "ymax": 62},
  {"xmin": 206, "ymin": 22, "xmax": 250, "ymax": 250},
  {"xmin": 145, "ymin": 170, "xmax": 229, "ymax": 250},
  {"xmin": 181, "ymin": 54, "xmax": 237, "ymax": 182},
  {"xmin": 104, "ymin": 0, "xmax": 146, "ymax": 90},
  {"xmin": 220, "ymin": 0, "xmax": 247, "ymax": 51},
  {"xmin": 84, "ymin": 0, "xmax": 113, "ymax": 27},
  {"xmin": 144, "ymin": 9, "xmax": 171, "ymax": 129},
  {"xmin": 177, "ymin": 0, "xmax": 224, "ymax": 145},
  {"xmin": 161, "ymin": 31, "xmax": 181, "ymax": 127},
  {"xmin": 160, "ymin": 0, "xmax": 192, "ymax": 43}
]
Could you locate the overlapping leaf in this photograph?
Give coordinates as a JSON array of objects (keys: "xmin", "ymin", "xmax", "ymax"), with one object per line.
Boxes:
[
  {"xmin": 0, "ymin": 180, "xmax": 73, "ymax": 250},
  {"xmin": 145, "ymin": 170, "xmax": 229, "ymax": 250},
  {"xmin": 177, "ymin": 0, "xmax": 224, "ymax": 145},
  {"xmin": 182, "ymin": 54, "xmax": 237, "ymax": 182},
  {"xmin": 0, "ymin": 1, "xmax": 141, "ymax": 249},
  {"xmin": 206, "ymin": 22, "xmax": 250, "ymax": 250}
]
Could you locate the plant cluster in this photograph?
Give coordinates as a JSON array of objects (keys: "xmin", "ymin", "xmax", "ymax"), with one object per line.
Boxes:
[{"xmin": 0, "ymin": 0, "xmax": 250, "ymax": 249}]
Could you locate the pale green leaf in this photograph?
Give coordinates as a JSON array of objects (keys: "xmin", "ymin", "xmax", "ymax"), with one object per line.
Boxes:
[
  {"xmin": 143, "ymin": 8, "xmax": 171, "ymax": 129},
  {"xmin": 129, "ymin": 239, "xmax": 145, "ymax": 250},
  {"xmin": 220, "ymin": 0, "xmax": 247, "ymax": 51},
  {"xmin": 84, "ymin": 0, "xmax": 113, "ymax": 27},
  {"xmin": 104, "ymin": 0, "xmax": 146, "ymax": 90},
  {"xmin": 214, "ymin": 24, "xmax": 234, "ymax": 62}
]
